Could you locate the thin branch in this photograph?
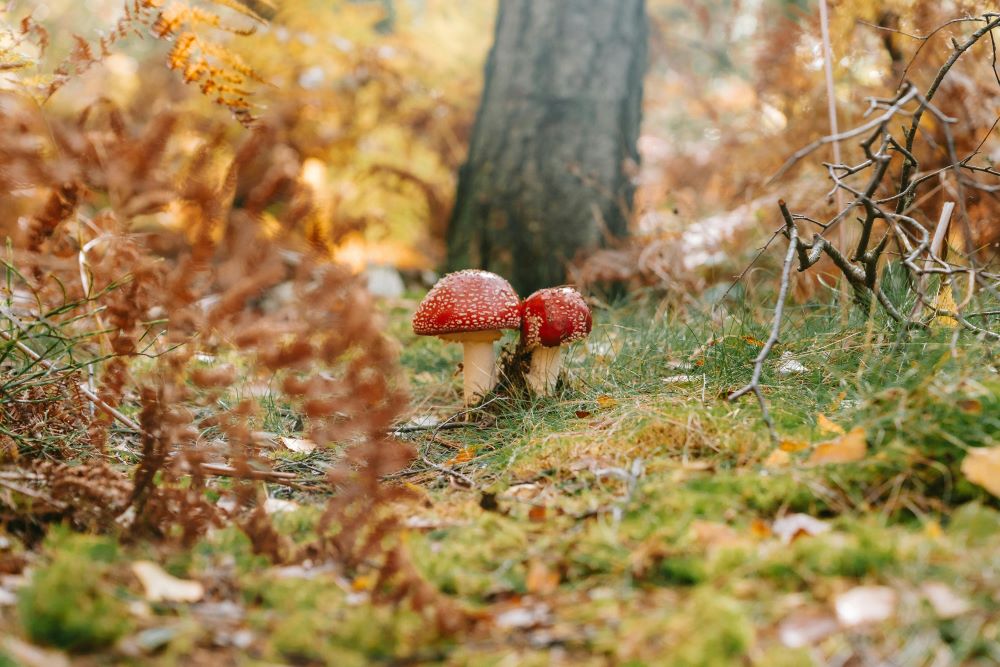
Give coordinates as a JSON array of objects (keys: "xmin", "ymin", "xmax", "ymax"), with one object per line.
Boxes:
[{"xmin": 727, "ymin": 202, "xmax": 800, "ymax": 446}]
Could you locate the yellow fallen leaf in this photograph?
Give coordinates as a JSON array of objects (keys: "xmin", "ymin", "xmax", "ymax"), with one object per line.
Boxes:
[
  {"xmin": 816, "ymin": 413, "xmax": 845, "ymax": 436},
  {"xmin": 352, "ymin": 574, "xmax": 375, "ymax": 591},
  {"xmin": 961, "ymin": 447, "xmax": 1000, "ymax": 497},
  {"xmin": 807, "ymin": 427, "xmax": 867, "ymax": 465},
  {"xmin": 596, "ymin": 395, "xmax": 618, "ymax": 409},
  {"xmin": 131, "ymin": 561, "xmax": 204, "ymax": 603},
  {"xmin": 764, "ymin": 449, "xmax": 791, "ymax": 468}
]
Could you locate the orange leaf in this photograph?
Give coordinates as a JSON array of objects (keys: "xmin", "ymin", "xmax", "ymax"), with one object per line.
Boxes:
[
  {"xmin": 525, "ymin": 560, "xmax": 559, "ymax": 595},
  {"xmin": 764, "ymin": 449, "xmax": 791, "ymax": 468},
  {"xmin": 446, "ymin": 447, "xmax": 475, "ymax": 466},
  {"xmin": 779, "ymin": 438, "xmax": 808, "ymax": 453},
  {"xmin": 807, "ymin": 427, "xmax": 867, "ymax": 465},
  {"xmin": 961, "ymin": 447, "xmax": 1000, "ymax": 497},
  {"xmin": 528, "ymin": 505, "xmax": 547, "ymax": 522},
  {"xmin": 816, "ymin": 413, "xmax": 845, "ymax": 436}
]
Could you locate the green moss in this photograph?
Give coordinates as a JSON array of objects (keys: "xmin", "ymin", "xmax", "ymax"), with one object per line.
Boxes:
[
  {"xmin": 17, "ymin": 532, "xmax": 132, "ymax": 652},
  {"xmin": 649, "ymin": 554, "xmax": 707, "ymax": 586},
  {"xmin": 669, "ymin": 592, "xmax": 753, "ymax": 666}
]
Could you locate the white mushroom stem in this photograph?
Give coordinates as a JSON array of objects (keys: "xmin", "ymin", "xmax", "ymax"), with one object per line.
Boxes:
[
  {"xmin": 526, "ymin": 346, "xmax": 562, "ymax": 396},
  {"xmin": 441, "ymin": 331, "xmax": 501, "ymax": 406}
]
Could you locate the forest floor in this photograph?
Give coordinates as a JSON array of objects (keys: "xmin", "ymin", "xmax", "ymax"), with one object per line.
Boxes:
[{"xmin": 2, "ymin": 289, "xmax": 1000, "ymax": 666}]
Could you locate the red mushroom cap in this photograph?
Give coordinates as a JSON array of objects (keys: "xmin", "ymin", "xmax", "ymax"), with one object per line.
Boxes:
[
  {"xmin": 412, "ymin": 270, "xmax": 521, "ymax": 336},
  {"xmin": 520, "ymin": 286, "xmax": 592, "ymax": 350}
]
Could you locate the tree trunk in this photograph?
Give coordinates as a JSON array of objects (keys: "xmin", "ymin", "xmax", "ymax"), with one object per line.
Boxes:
[{"xmin": 446, "ymin": 0, "xmax": 647, "ymax": 296}]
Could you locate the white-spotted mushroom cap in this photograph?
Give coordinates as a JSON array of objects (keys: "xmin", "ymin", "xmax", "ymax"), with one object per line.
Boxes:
[
  {"xmin": 412, "ymin": 270, "xmax": 521, "ymax": 336},
  {"xmin": 520, "ymin": 287, "xmax": 592, "ymax": 350}
]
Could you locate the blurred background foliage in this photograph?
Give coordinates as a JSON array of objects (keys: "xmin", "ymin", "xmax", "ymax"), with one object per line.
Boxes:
[{"xmin": 2, "ymin": 0, "xmax": 997, "ymax": 288}]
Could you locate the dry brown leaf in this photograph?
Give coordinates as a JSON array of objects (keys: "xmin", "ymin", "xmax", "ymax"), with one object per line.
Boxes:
[
  {"xmin": 960, "ymin": 447, "xmax": 1000, "ymax": 497},
  {"xmin": 957, "ymin": 399, "xmax": 983, "ymax": 414},
  {"xmin": 807, "ymin": 427, "xmax": 866, "ymax": 465},
  {"xmin": 131, "ymin": 561, "xmax": 204, "ymax": 603}
]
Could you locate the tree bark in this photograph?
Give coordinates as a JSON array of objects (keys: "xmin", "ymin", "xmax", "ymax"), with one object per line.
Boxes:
[{"xmin": 446, "ymin": 0, "xmax": 647, "ymax": 295}]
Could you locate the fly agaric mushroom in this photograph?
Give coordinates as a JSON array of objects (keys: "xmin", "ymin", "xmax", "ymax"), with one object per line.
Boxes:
[
  {"xmin": 412, "ymin": 270, "xmax": 521, "ymax": 406},
  {"xmin": 520, "ymin": 286, "xmax": 592, "ymax": 395}
]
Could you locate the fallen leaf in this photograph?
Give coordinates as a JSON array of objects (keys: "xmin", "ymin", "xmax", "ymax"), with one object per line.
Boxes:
[
  {"xmin": 446, "ymin": 447, "xmax": 475, "ymax": 465},
  {"xmin": 779, "ymin": 438, "xmax": 808, "ymax": 453},
  {"xmin": 403, "ymin": 415, "xmax": 440, "ymax": 428},
  {"xmin": 828, "ymin": 390, "xmax": 847, "ymax": 412},
  {"xmin": 772, "ymin": 514, "xmax": 830, "ymax": 544},
  {"xmin": 352, "ymin": 574, "xmax": 375, "ymax": 592},
  {"xmin": 525, "ymin": 560, "xmax": 559, "ymax": 594},
  {"xmin": 596, "ymin": 395, "xmax": 618, "ymax": 409},
  {"xmin": 662, "ymin": 374, "xmax": 695, "ymax": 384},
  {"xmin": 528, "ymin": 505, "xmax": 547, "ymax": 522},
  {"xmin": 807, "ymin": 427, "xmax": 867, "ymax": 465},
  {"xmin": 494, "ymin": 603, "xmax": 550, "ymax": 629},
  {"xmin": 749, "ymin": 518, "xmax": 772, "ymax": 539},
  {"xmin": 816, "ymin": 413, "xmax": 845, "ymax": 436},
  {"xmin": 960, "ymin": 447, "xmax": 1000, "ymax": 497},
  {"xmin": 920, "ymin": 582, "xmax": 971, "ymax": 619},
  {"xmin": 574, "ymin": 410, "xmax": 592, "ymax": 418},
  {"xmin": 957, "ymin": 399, "xmax": 982, "ymax": 415},
  {"xmin": 131, "ymin": 561, "xmax": 204, "ymax": 603},
  {"xmin": 504, "ymin": 483, "xmax": 542, "ymax": 500},
  {"xmin": 763, "ymin": 449, "xmax": 791, "ymax": 468},
  {"xmin": 778, "ymin": 611, "xmax": 839, "ymax": 648},
  {"xmin": 690, "ymin": 520, "xmax": 740, "ymax": 549},
  {"xmin": 777, "ymin": 351, "xmax": 808, "ymax": 375},
  {"xmin": 835, "ymin": 586, "xmax": 896, "ymax": 627},
  {"xmin": 279, "ymin": 436, "xmax": 317, "ymax": 454}
]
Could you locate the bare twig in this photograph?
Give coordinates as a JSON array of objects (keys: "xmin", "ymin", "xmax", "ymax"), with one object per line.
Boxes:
[{"xmin": 727, "ymin": 202, "xmax": 799, "ymax": 446}]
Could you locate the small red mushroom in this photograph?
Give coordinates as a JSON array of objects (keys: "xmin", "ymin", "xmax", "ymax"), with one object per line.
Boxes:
[
  {"xmin": 412, "ymin": 270, "xmax": 521, "ymax": 406},
  {"xmin": 520, "ymin": 286, "xmax": 592, "ymax": 395}
]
